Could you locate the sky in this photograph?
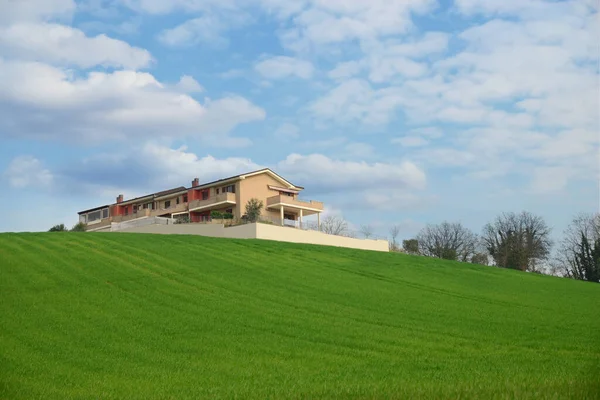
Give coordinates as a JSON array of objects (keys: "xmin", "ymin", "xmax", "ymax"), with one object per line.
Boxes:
[{"xmin": 0, "ymin": 0, "xmax": 598, "ymax": 243}]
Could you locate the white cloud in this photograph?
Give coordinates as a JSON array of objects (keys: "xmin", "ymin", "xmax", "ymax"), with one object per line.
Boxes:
[
  {"xmin": 275, "ymin": 0, "xmax": 437, "ymax": 52},
  {"xmin": 174, "ymin": 75, "xmax": 204, "ymax": 93},
  {"xmin": 328, "ymin": 61, "xmax": 363, "ymax": 80},
  {"xmin": 274, "ymin": 123, "xmax": 300, "ymax": 140},
  {"xmin": 3, "ymin": 156, "xmax": 53, "ymax": 188},
  {"xmin": 157, "ymin": 14, "xmax": 241, "ymax": 47},
  {"xmin": 254, "ymin": 56, "xmax": 315, "ymax": 80},
  {"xmin": 0, "ymin": 0, "xmax": 75, "ymax": 25},
  {"xmin": 0, "ymin": 60, "xmax": 265, "ymax": 145},
  {"xmin": 309, "ymin": 79, "xmax": 405, "ymax": 126},
  {"xmin": 276, "ymin": 153, "xmax": 426, "ymax": 193},
  {"xmin": 0, "ymin": 22, "xmax": 152, "ymax": 69}
]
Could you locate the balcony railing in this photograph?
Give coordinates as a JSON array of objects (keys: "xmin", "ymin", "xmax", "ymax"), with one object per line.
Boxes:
[
  {"xmin": 266, "ymin": 195, "xmax": 324, "ymax": 211},
  {"xmin": 189, "ymin": 192, "xmax": 236, "ymax": 211}
]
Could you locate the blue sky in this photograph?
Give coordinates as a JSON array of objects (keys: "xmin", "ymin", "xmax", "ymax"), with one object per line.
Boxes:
[{"xmin": 0, "ymin": 0, "xmax": 598, "ymax": 243}]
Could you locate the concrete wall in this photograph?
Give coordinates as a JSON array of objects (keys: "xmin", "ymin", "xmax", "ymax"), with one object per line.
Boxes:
[
  {"xmin": 111, "ymin": 222, "xmax": 388, "ymax": 252},
  {"xmin": 255, "ymin": 224, "xmax": 389, "ymax": 252}
]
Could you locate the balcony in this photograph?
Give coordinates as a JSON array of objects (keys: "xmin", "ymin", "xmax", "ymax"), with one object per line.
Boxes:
[
  {"xmin": 189, "ymin": 192, "xmax": 236, "ymax": 212},
  {"xmin": 151, "ymin": 202, "xmax": 188, "ymax": 216},
  {"xmin": 266, "ymin": 195, "xmax": 324, "ymax": 214}
]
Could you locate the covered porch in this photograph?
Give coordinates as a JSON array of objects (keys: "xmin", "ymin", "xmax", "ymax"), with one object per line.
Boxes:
[{"xmin": 266, "ymin": 195, "xmax": 323, "ymax": 229}]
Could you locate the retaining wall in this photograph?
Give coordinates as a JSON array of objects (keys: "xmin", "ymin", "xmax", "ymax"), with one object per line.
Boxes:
[{"xmin": 112, "ymin": 222, "xmax": 389, "ymax": 252}]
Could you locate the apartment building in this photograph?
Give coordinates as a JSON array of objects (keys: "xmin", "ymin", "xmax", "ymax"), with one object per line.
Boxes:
[{"xmin": 77, "ymin": 169, "xmax": 324, "ymax": 231}]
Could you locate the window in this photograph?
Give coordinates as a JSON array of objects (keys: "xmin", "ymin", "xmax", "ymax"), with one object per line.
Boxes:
[
  {"xmin": 102, "ymin": 208, "xmax": 109, "ymax": 219},
  {"xmin": 124, "ymin": 207, "xmax": 129, "ymax": 216},
  {"xmin": 226, "ymin": 208, "xmax": 233, "ymax": 214},
  {"xmin": 165, "ymin": 200, "xmax": 171, "ymax": 209},
  {"xmin": 183, "ymin": 195, "xmax": 188, "ymax": 203},
  {"xmin": 143, "ymin": 203, "xmax": 148, "ymax": 209},
  {"xmin": 216, "ymin": 188, "xmax": 219, "ymax": 194},
  {"xmin": 222, "ymin": 184, "xmax": 236, "ymax": 193},
  {"xmin": 202, "ymin": 190, "xmax": 209, "ymax": 200},
  {"xmin": 176, "ymin": 197, "xmax": 180, "ymax": 205},
  {"xmin": 280, "ymin": 191, "xmax": 294, "ymax": 197},
  {"xmin": 88, "ymin": 210, "xmax": 102, "ymax": 222},
  {"xmin": 284, "ymin": 213, "xmax": 295, "ymax": 220}
]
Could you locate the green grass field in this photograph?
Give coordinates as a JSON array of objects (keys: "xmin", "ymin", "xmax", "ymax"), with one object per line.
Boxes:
[{"xmin": 1, "ymin": 232, "xmax": 599, "ymax": 399}]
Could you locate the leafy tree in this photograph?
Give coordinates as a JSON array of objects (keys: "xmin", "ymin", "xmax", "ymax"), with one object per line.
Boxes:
[
  {"xmin": 70, "ymin": 222, "xmax": 87, "ymax": 232},
  {"xmin": 482, "ymin": 211, "xmax": 552, "ymax": 271},
  {"xmin": 556, "ymin": 213, "xmax": 600, "ymax": 283},
  {"xmin": 402, "ymin": 239, "xmax": 419, "ymax": 255},
  {"xmin": 416, "ymin": 221, "xmax": 478, "ymax": 262},
  {"xmin": 471, "ymin": 253, "xmax": 489, "ymax": 265},
  {"xmin": 48, "ymin": 224, "xmax": 67, "ymax": 232},
  {"xmin": 244, "ymin": 198, "xmax": 263, "ymax": 223},
  {"xmin": 320, "ymin": 215, "xmax": 348, "ymax": 235}
]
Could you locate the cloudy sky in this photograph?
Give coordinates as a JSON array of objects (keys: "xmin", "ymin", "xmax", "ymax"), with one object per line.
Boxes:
[{"xmin": 0, "ymin": 0, "xmax": 598, "ymax": 241}]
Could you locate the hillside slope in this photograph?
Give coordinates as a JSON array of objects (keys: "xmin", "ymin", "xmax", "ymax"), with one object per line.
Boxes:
[{"xmin": 1, "ymin": 232, "xmax": 599, "ymax": 399}]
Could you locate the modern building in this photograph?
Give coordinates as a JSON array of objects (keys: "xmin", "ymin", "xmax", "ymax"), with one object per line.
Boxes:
[{"xmin": 77, "ymin": 169, "xmax": 324, "ymax": 232}]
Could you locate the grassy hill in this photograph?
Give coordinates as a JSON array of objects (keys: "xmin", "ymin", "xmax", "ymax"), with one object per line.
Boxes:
[{"xmin": 1, "ymin": 232, "xmax": 599, "ymax": 399}]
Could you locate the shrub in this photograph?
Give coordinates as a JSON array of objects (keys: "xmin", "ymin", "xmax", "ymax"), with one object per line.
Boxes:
[
  {"xmin": 211, "ymin": 211, "xmax": 223, "ymax": 219},
  {"xmin": 71, "ymin": 222, "xmax": 87, "ymax": 232},
  {"xmin": 48, "ymin": 224, "xmax": 67, "ymax": 232},
  {"xmin": 223, "ymin": 212, "xmax": 234, "ymax": 220}
]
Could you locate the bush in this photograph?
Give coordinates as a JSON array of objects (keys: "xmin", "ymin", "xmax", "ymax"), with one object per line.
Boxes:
[
  {"xmin": 174, "ymin": 215, "xmax": 190, "ymax": 224},
  {"xmin": 402, "ymin": 239, "xmax": 419, "ymax": 255},
  {"xmin": 48, "ymin": 224, "xmax": 67, "ymax": 232},
  {"xmin": 71, "ymin": 222, "xmax": 87, "ymax": 232},
  {"xmin": 211, "ymin": 211, "xmax": 223, "ymax": 219},
  {"xmin": 223, "ymin": 212, "xmax": 234, "ymax": 220}
]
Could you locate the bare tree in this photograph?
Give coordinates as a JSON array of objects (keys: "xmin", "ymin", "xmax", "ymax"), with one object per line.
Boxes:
[
  {"xmin": 389, "ymin": 225, "xmax": 401, "ymax": 251},
  {"xmin": 321, "ymin": 215, "xmax": 348, "ymax": 235},
  {"xmin": 416, "ymin": 221, "xmax": 478, "ymax": 262},
  {"xmin": 482, "ymin": 211, "xmax": 552, "ymax": 272},
  {"xmin": 556, "ymin": 213, "xmax": 599, "ymax": 283},
  {"xmin": 360, "ymin": 224, "xmax": 374, "ymax": 239}
]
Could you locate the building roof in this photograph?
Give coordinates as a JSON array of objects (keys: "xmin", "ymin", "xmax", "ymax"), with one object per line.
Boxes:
[
  {"xmin": 187, "ymin": 168, "xmax": 304, "ymax": 191},
  {"xmin": 77, "ymin": 204, "xmax": 110, "ymax": 215}
]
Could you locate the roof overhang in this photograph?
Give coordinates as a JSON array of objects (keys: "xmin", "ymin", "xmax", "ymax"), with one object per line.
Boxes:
[
  {"xmin": 119, "ymin": 195, "xmax": 154, "ymax": 206},
  {"xmin": 268, "ymin": 185, "xmax": 300, "ymax": 194},
  {"xmin": 241, "ymin": 169, "xmax": 303, "ymax": 190},
  {"xmin": 78, "ymin": 205, "xmax": 110, "ymax": 215},
  {"xmin": 190, "ymin": 177, "xmax": 240, "ymax": 191},
  {"xmin": 155, "ymin": 190, "xmax": 188, "ymax": 201}
]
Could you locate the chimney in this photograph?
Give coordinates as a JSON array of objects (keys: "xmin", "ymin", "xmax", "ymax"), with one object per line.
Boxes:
[
  {"xmin": 116, "ymin": 194, "xmax": 124, "ymax": 203},
  {"xmin": 192, "ymin": 178, "xmax": 199, "ymax": 187}
]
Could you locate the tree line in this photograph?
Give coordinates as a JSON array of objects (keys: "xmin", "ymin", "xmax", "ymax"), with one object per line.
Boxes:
[{"xmin": 387, "ymin": 211, "xmax": 599, "ymax": 284}]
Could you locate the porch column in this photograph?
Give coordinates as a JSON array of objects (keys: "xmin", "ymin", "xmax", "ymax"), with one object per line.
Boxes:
[
  {"xmin": 317, "ymin": 212, "xmax": 321, "ymax": 231},
  {"xmin": 280, "ymin": 206, "xmax": 284, "ymax": 226},
  {"xmin": 299, "ymin": 209, "xmax": 303, "ymax": 228}
]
